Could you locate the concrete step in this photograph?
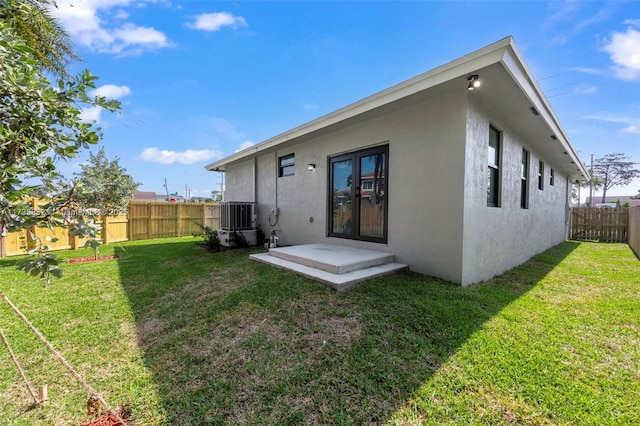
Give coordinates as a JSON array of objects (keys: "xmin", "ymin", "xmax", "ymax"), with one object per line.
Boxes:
[
  {"xmin": 250, "ymin": 252, "xmax": 408, "ymax": 291},
  {"xmin": 266, "ymin": 243, "xmax": 395, "ymax": 274}
]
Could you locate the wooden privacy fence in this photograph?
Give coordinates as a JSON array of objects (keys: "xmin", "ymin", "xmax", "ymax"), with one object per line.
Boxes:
[
  {"xmin": 570, "ymin": 207, "xmax": 629, "ymax": 242},
  {"xmin": 0, "ymin": 201, "xmax": 220, "ymax": 258},
  {"xmin": 128, "ymin": 202, "xmax": 219, "ymax": 241},
  {"xmin": 333, "ymin": 204, "xmax": 384, "ymax": 237},
  {"xmin": 629, "ymin": 206, "xmax": 640, "ymax": 258}
]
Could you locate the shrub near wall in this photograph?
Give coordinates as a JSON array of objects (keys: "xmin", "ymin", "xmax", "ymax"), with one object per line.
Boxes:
[{"xmin": 629, "ymin": 206, "xmax": 640, "ymax": 258}]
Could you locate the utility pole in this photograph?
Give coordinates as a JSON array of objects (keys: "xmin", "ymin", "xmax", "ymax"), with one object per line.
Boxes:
[
  {"xmin": 588, "ymin": 154, "xmax": 594, "ymax": 207},
  {"xmin": 163, "ymin": 178, "xmax": 169, "ymax": 200},
  {"xmin": 219, "ymin": 173, "xmax": 224, "ymax": 202}
]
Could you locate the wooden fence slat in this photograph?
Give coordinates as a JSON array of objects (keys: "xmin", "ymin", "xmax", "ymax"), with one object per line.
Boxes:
[
  {"xmin": 570, "ymin": 207, "xmax": 628, "ymax": 243},
  {"xmin": 0, "ymin": 201, "xmax": 220, "ymax": 258}
]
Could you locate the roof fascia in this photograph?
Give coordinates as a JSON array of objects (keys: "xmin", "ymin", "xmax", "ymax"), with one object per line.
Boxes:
[
  {"xmin": 205, "ymin": 37, "xmax": 514, "ymax": 172},
  {"xmin": 500, "ymin": 40, "xmax": 589, "ymax": 179}
]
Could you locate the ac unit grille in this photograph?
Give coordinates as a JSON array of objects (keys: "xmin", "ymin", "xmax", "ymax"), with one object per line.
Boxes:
[{"xmin": 220, "ymin": 202, "xmax": 255, "ymax": 230}]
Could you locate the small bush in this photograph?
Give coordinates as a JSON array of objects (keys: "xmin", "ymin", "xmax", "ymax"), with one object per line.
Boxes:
[{"xmin": 195, "ymin": 223, "xmax": 221, "ymax": 252}]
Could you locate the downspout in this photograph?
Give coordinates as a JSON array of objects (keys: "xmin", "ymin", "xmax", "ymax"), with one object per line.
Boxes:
[
  {"xmin": 269, "ymin": 151, "xmax": 279, "ymax": 227},
  {"xmin": 253, "ymin": 157, "xmax": 257, "ymax": 203},
  {"xmin": 253, "ymin": 157, "xmax": 258, "ymax": 230},
  {"xmin": 565, "ymin": 175, "xmax": 570, "ymax": 239}
]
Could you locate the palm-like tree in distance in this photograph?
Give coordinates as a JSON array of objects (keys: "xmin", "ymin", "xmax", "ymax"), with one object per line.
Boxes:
[{"xmin": 0, "ymin": 0, "xmax": 79, "ymax": 77}]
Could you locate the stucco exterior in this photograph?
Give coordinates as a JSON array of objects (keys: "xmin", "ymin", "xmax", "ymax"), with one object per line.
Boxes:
[
  {"xmin": 461, "ymin": 97, "xmax": 570, "ymax": 284},
  {"xmin": 206, "ymin": 37, "xmax": 589, "ymax": 286}
]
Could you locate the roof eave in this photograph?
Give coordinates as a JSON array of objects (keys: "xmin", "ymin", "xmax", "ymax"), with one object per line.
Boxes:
[{"xmin": 205, "ymin": 37, "xmax": 515, "ymax": 172}]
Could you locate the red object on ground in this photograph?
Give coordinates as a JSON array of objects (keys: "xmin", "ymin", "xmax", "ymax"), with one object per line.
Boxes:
[
  {"xmin": 80, "ymin": 406, "xmax": 130, "ymax": 426},
  {"xmin": 67, "ymin": 255, "xmax": 119, "ymax": 264}
]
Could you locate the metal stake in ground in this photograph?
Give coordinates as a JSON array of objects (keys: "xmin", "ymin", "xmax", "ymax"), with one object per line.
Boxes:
[{"xmin": 0, "ymin": 292, "xmax": 126, "ymax": 424}]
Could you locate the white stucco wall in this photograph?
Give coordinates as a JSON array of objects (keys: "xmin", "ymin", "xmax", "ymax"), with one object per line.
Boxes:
[
  {"xmin": 222, "ymin": 89, "xmax": 570, "ymax": 285},
  {"xmin": 237, "ymin": 88, "xmax": 468, "ymax": 283},
  {"xmin": 461, "ymin": 97, "xmax": 569, "ymax": 285},
  {"xmin": 224, "ymin": 160, "xmax": 254, "ymax": 202}
]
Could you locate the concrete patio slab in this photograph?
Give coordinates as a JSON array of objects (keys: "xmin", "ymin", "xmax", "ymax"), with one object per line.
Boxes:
[
  {"xmin": 266, "ymin": 243, "xmax": 395, "ymax": 274},
  {"xmin": 249, "ymin": 244, "xmax": 408, "ymax": 291},
  {"xmin": 250, "ymin": 252, "xmax": 408, "ymax": 291}
]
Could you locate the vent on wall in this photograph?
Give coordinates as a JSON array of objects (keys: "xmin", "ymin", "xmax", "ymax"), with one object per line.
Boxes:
[{"xmin": 220, "ymin": 202, "xmax": 256, "ymax": 230}]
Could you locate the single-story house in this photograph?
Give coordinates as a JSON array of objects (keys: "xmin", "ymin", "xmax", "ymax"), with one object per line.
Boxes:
[
  {"xmin": 205, "ymin": 37, "xmax": 589, "ymax": 286},
  {"xmin": 133, "ymin": 191, "xmax": 159, "ymax": 201},
  {"xmin": 585, "ymin": 195, "xmax": 640, "ymax": 207}
]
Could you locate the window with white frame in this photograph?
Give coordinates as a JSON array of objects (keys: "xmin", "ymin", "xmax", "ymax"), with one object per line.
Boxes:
[{"xmin": 521, "ymin": 149, "xmax": 529, "ymax": 209}]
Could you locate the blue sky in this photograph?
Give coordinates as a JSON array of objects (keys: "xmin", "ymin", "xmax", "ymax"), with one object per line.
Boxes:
[{"xmin": 50, "ymin": 1, "xmax": 640, "ymax": 200}]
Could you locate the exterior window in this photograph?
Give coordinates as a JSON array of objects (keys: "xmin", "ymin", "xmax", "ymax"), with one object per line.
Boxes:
[
  {"xmin": 550, "ymin": 168, "xmax": 555, "ymax": 186},
  {"xmin": 521, "ymin": 149, "xmax": 529, "ymax": 209},
  {"xmin": 361, "ymin": 181, "xmax": 373, "ymax": 190},
  {"xmin": 278, "ymin": 154, "xmax": 295, "ymax": 177},
  {"xmin": 487, "ymin": 126, "xmax": 501, "ymax": 207},
  {"xmin": 538, "ymin": 160, "xmax": 545, "ymax": 190}
]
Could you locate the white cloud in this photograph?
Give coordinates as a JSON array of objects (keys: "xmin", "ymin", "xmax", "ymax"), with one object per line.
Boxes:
[
  {"xmin": 602, "ymin": 25, "xmax": 640, "ymax": 80},
  {"xmin": 71, "ymin": 161, "xmax": 89, "ymax": 170},
  {"xmin": 545, "ymin": 3, "xmax": 610, "ymax": 44},
  {"xmin": 80, "ymin": 84, "xmax": 130, "ymax": 123},
  {"xmin": 139, "ymin": 147, "xmax": 222, "ymax": 165},
  {"xmin": 573, "ymin": 84, "xmax": 598, "ymax": 95},
  {"xmin": 585, "ymin": 113, "xmax": 640, "ymax": 134},
  {"xmin": 235, "ymin": 141, "xmax": 255, "ymax": 153},
  {"xmin": 568, "ymin": 67, "xmax": 606, "ymax": 75},
  {"xmin": 50, "ymin": 1, "xmax": 172, "ymax": 56},
  {"xmin": 209, "ymin": 117, "xmax": 244, "ymax": 141},
  {"xmin": 80, "ymin": 105, "xmax": 103, "ymax": 123},
  {"xmin": 90, "ymin": 84, "xmax": 131, "ymax": 98},
  {"xmin": 113, "ymin": 9, "xmax": 129, "ymax": 20},
  {"xmin": 187, "ymin": 12, "xmax": 247, "ymax": 32}
]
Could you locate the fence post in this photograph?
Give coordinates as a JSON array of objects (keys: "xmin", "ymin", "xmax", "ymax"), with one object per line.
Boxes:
[
  {"xmin": 101, "ymin": 215, "xmax": 108, "ymax": 245},
  {"xmin": 147, "ymin": 203, "xmax": 152, "ymax": 241},
  {"xmin": 177, "ymin": 204, "xmax": 182, "ymax": 238}
]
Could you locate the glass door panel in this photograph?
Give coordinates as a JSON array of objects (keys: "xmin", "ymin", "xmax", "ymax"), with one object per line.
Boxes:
[
  {"xmin": 328, "ymin": 145, "xmax": 388, "ymax": 243},
  {"xmin": 358, "ymin": 153, "xmax": 386, "ymax": 239},
  {"xmin": 330, "ymin": 157, "xmax": 353, "ymax": 237}
]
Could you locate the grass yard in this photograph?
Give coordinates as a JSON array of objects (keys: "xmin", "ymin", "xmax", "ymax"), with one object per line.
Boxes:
[{"xmin": 0, "ymin": 238, "xmax": 638, "ymax": 425}]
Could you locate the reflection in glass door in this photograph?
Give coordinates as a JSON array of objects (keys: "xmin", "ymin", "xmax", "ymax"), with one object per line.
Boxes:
[
  {"xmin": 330, "ymin": 157, "xmax": 353, "ymax": 236},
  {"xmin": 328, "ymin": 145, "xmax": 388, "ymax": 243},
  {"xmin": 359, "ymin": 152, "xmax": 385, "ymax": 239}
]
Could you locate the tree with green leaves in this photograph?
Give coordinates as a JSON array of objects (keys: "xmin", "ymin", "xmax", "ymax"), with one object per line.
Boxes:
[
  {"xmin": 0, "ymin": 21, "xmax": 119, "ymax": 281},
  {"xmin": 75, "ymin": 147, "xmax": 140, "ymax": 214},
  {"xmin": 210, "ymin": 190, "xmax": 223, "ymax": 202},
  {"xmin": 0, "ymin": 0, "xmax": 78, "ymax": 77},
  {"xmin": 591, "ymin": 153, "xmax": 640, "ymax": 204}
]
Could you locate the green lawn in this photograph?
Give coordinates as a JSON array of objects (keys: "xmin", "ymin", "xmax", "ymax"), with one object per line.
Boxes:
[{"xmin": 0, "ymin": 238, "xmax": 638, "ymax": 425}]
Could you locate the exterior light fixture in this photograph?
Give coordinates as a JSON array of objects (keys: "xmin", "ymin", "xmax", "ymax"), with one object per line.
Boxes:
[
  {"xmin": 307, "ymin": 163, "xmax": 316, "ymax": 171},
  {"xmin": 467, "ymin": 75, "xmax": 480, "ymax": 90}
]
